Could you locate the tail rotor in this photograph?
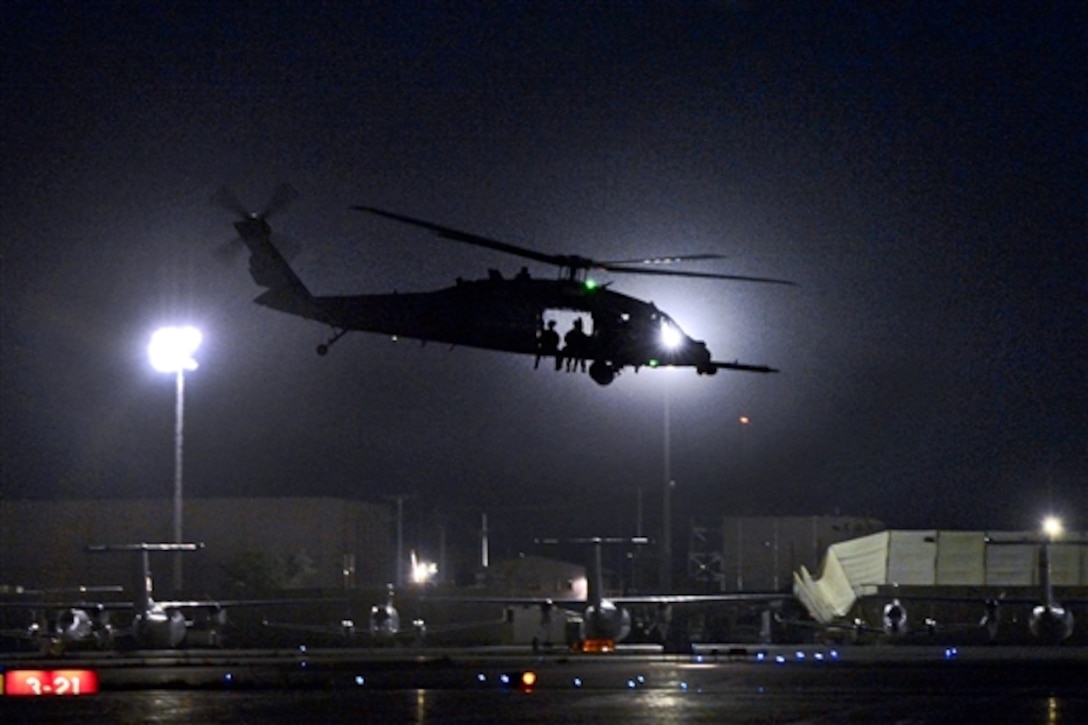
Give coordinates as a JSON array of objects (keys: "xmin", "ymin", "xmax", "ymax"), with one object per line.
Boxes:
[{"xmin": 211, "ymin": 184, "xmax": 300, "ymax": 262}]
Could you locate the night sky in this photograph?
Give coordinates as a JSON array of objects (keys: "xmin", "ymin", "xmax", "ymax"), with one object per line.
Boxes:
[{"xmin": 3, "ymin": 3, "xmax": 1085, "ymax": 565}]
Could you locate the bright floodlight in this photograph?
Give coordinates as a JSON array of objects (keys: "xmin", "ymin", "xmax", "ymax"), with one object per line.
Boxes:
[
  {"xmin": 1042, "ymin": 516, "xmax": 1063, "ymax": 540},
  {"xmin": 149, "ymin": 326, "xmax": 202, "ymax": 373},
  {"xmin": 410, "ymin": 550, "xmax": 438, "ymax": 584},
  {"xmin": 660, "ymin": 321, "xmax": 682, "ymax": 349}
]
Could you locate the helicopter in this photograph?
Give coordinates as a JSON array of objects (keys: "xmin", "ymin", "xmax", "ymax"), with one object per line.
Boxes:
[{"xmin": 218, "ymin": 186, "xmax": 793, "ymax": 386}]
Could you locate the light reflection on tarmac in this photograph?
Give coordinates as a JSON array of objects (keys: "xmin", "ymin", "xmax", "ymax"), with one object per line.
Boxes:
[{"xmin": 2, "ymin": 645, "xmax": 1087, "ymax": 723}]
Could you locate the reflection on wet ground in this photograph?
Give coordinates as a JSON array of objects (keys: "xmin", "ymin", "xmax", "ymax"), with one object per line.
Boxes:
[{"xmin": 2, "ymin": 645, "xmax": 1087, "ymax": 723}]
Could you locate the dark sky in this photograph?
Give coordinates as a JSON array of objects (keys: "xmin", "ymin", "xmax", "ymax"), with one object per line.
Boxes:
[{"xmin": 2, "ymin": 2, "xmax": 1085, "ymax": 564}]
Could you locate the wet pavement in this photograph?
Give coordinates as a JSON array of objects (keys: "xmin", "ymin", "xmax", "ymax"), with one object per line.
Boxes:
[{"xmin": 3, "ymin": 645, "xmax": 1087, "ymax": 723}]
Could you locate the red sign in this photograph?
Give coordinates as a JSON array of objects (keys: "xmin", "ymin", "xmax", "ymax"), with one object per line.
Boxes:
[{"xmin": 4, "ymin": 669, "xmax": 99, "ymax": 696}]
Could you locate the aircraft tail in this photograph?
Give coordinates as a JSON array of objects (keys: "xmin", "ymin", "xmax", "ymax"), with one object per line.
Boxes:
[
  {"xmin": 86, "ymin": 543, "xmax": 203, "ymax": 610},
  {"xmin": 536, "ymin": 537, "xmax": 650, "ymax": 609},
  {"xmin": 214, "ymin": 185, "xmax": 319, "ymax": 320},
  {"xmin": 1038, "ymin": 543, "xmax": 1054, "ymax": 607},
  {"xmin": 232, "ymin": 215, "xmax": 320, "ymax": 319}
]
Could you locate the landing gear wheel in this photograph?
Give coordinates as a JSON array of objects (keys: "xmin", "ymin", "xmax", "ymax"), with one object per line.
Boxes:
[
  {"xmin": 317, "ymin": 328, "xmax": 348, "ymax": 356},
  {"xmin": 589, "ymin": 360, "xmax": 616, "ymax": 386}
]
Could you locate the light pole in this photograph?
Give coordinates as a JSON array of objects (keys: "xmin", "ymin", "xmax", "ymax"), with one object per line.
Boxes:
[
  {"xmin": 660, "ymin": 378, "xmax": 676, "ymax": 592},
  {"xmin": 148, "ymin": 326, "xmax": 202, "ymax": 593}
]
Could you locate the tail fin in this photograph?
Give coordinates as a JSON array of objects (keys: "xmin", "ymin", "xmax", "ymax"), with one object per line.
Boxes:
[
  {"xmin": 536, "ymin": 537, "xmax": 650, "ymax": 608},
  {"xmin": 233, "ymin": 216, "xmax": 319, "ymax": 319},
  {"xmin": 1038, "ymin": 542, "xmax": 1054, "ymax": 607},
  {"xmin": 86, "ymin": 543, "xmax": 203, "ymax": 611}
]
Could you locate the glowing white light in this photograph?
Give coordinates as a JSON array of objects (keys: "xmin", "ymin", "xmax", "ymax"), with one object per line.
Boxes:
[
  {"xmin": 410, "ymin": 549, "xmax": 438, "ymax": 584},
  {"xmin": 149, "ymin": 326, "xmax": 202, "ymax": 373},
  {"xmin": 1042, "ymin": 516, "xmax": 1063, "ymax": 540},
  {"xmin": 660, "ymin": 322, "xmax": 682, "ymax": 349}
]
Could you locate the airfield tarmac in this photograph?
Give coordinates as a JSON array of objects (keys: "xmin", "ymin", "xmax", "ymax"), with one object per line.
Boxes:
[{"xmin": 2, "ymin": 644, "xmax": 1087, "ymax": 723}]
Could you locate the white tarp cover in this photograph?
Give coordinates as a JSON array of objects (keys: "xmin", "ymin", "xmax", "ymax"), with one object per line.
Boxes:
[
  {"xmin": 935, "ymin": 531, "xmax": 986, "ymax": 586},
  {"xmin": 793, "ymin": 530, "xmax": 1087, "ymax": 623},
  {"xmin": 887, "ymin": 530, "xmax": 937, "ymax": 585}
]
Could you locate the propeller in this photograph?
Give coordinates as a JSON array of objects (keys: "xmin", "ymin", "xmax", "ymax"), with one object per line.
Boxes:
[
  {"xmin": 354, "ymin": 206, "xmax": 794, "ymax": 285},
  {"xmin": 213, "ymin": 184, "xmax": 300, "ymax": 262}
]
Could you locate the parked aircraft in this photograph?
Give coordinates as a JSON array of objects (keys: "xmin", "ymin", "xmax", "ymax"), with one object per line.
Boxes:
[
  {"xmin": 436, "ymin": 537, "xmax": 789, "ymax": 652},
  {"xmin": 260, "ymin": 583, "xmax": 504, "ymax": 647},
  {"xmin": 0, "ymin": 544, "xmax": 221, "ymax": 653},
  {"xmin": 0, "ymin": 543, "xmax": 348, "ymax": 654}
]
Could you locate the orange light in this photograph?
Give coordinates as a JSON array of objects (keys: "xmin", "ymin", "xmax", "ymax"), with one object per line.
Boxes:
[
  {"xmin": 521, "ymin": 671, "xmax": 537, "ymax": 688},
  {"xmin": 580, "ymin": 638, "xmax": 615, "ymax": 653}
]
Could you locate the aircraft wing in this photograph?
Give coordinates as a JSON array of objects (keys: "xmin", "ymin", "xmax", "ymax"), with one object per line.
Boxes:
[
  {"xmin": 419, "ymin": 592, "xmax": 790, "ymax": 610},
  {"xmin": 610, "ymin": 593, "xmax": 790, "ymax": 606}
]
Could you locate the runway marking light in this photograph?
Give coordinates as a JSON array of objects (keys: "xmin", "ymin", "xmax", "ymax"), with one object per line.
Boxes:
[
  {"xmin": 572, "ymin": 677, "xmax": 583, "ymax": 688},
  {"xmin": 774, "ymin": 655, "xmax": 787, "ymax": 665},
  {"xmin": 520, "ymin": 671, "xmax": 537, "ymax": 689},
  {"xmin": 354, "ymin": 675, "xmax": 365, "ymax": 686}
]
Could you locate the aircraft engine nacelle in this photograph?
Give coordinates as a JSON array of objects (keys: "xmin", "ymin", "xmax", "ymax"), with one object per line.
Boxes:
[
  {"xmin": 583, "ymin": 601, "xmax": 631, "ymax": 643},
  {"xmin": 1029, "ymin": 604, "xmax": 1074, "ymax": 643},
  {"xmin": 135, "ymin": 607, "xmax": 187, "ymax": 648},
  {"xmin": 369, "ymin": 603, "xmax": 401, "ymax": 638},
  {"xmin": 882, "ymin": 599, "xmax": 908, "ymax": 636},
  {"xmin": 56, "ymin": 608, "xmax": 96, "ymax": 642}
]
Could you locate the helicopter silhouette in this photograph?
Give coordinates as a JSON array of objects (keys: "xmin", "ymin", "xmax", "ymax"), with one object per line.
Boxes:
[{"xmin": 218, "ymin": 186, "xmax": 793, "ymax": 386}]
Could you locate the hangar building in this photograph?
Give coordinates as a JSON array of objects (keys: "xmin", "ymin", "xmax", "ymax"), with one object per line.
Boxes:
[{"xmin": 0, "ymin": 497, "xmax": 393, "ymax": 593}]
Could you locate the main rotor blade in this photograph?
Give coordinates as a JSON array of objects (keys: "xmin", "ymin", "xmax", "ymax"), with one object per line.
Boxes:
[
  {"xmin": 598, "ymin": 253, "xmax": 725, "ymax": 266},
  {"xmin": 354, "ymin": 206, "xmax": 795, "ymax": 285},
  {"xmin": 600, "ymin": 264, "xmax": 796, "ymax": 285},
  {"xmin": 355, "ymin": 206, "xmax": 571, "ymax": 267}
]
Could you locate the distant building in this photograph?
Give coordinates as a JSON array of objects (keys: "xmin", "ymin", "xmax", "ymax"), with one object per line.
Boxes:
[
  {"xmin": 477, "ymin": 555, "xmax": 587, "ymax": 600},
  {"xmin": 688, "ymin": 516, "xmax": 886, "ymax": 592},
  {"xmin": 0, "ymin": 497, "xmax": 393, "ymax": 593}
]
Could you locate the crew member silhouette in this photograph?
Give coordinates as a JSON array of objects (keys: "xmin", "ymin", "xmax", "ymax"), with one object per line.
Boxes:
[
  {"xmin": 535, "ymin": 319, "xmax": 559, "ymax": 369},
  {"xmin": 563, "ymin": 318, "xmax": 589, "ymax": 372}
]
